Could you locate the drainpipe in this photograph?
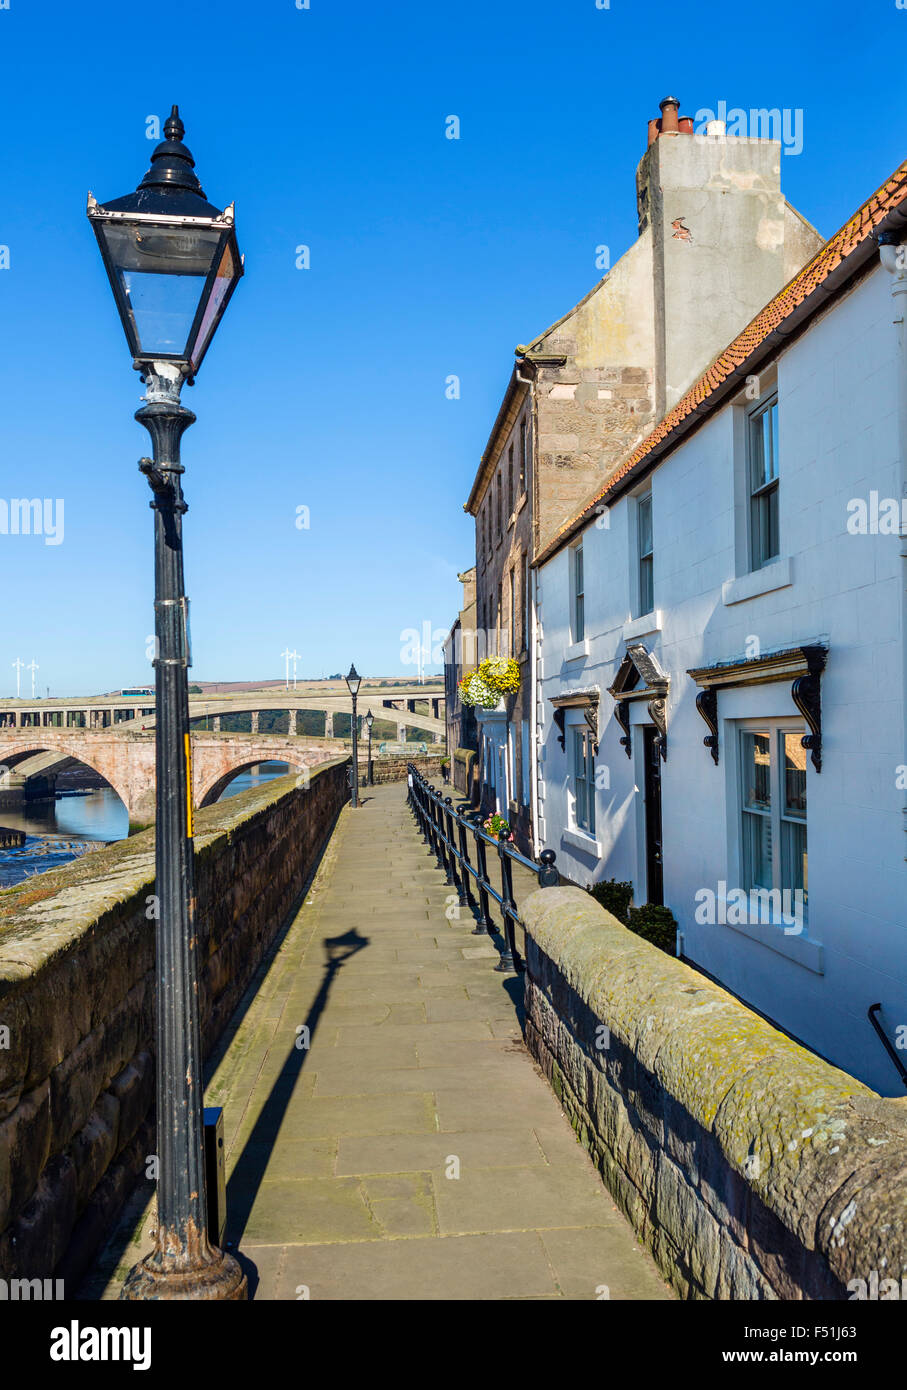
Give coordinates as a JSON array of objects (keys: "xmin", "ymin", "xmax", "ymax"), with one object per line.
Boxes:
[
  {"xmin": 515, "ymin": 361, "xmax": 542, "ymax": 857},
  {"xmin": 878, "ymin": 234, "xmax": 907, "ymax": 862}
]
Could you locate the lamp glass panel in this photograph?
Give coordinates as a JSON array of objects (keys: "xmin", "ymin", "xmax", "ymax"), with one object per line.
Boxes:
[
  {"xmin": 191, "ymin": 240, "xmax": 237, "ymax": 370},
  {"xmin": 101, "ymin": 223, "xmax": 222, "ymax": 357}
]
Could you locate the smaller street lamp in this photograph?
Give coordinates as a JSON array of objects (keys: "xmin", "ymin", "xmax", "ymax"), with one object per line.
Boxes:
[
  {"xmin": 365, "ymin": 708, "xmax": 374, "ymax": 785},
  {"xmin": 345, "ymin": 664, "xmax": 361, "ymax": 807}
]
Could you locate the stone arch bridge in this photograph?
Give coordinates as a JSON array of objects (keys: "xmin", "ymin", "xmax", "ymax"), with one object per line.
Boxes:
[{"xmin": 0, "ymin": 729, "xmax": 343, "ymax": 827}]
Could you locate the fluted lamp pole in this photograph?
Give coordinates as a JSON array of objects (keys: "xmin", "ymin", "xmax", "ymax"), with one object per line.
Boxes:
[
  {"xmin": 365, "ymin": 708, "xmax": 374, "ymax": 785},
  {"xmin": 345, "ymin": 663, "xmax": 361, "ymax": 806},
  {"xmin": 88, "ymin": 106, "xmax": 246, "ymax": 1301}
]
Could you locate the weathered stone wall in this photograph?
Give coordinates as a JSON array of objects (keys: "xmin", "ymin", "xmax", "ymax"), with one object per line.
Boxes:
[
  {"xmin": 0, "ymin": 758, "xmax": 349, "ymax": 1287},
  {"xmin": 522, "ymin": 887, "xmax": 907, "ymax": 1300},
  {"xmin": 360, "ymin": 753, "xmax": 444, "ymax": 787},
  {"xmin": 453, "ymin": 748, "xmax": 477, "ymax": 800}
]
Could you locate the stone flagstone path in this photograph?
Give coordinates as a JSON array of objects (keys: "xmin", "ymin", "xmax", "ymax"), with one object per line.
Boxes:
[{"xmin": 94, "ymin": 781, "xmax": 670, "ymax": 1301}]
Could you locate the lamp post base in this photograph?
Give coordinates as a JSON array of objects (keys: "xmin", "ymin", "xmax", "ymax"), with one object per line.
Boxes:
[{"xmin": 119, "ymin": 1242, "xmax": 247, "ymax": 1302}]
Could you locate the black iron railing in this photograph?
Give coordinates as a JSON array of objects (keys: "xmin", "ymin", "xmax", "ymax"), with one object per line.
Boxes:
[
  {"xmin": 407, "ymin": 763, "xmax": 558, "ymax": 973},
  {"xmin": 868, "ymin": 1003, "xmax": 907, "ymax": 1089}
]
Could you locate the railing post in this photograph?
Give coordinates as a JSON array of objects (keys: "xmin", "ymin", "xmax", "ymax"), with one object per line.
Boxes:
[
  {"xmin": 473, "ymin": 826, "xmax": 495, "ymax": 936},
  {"xmin": 495, "ymin": 838, "xmax": 519, "ymax": 973},
  {"xmin": 418, "ymin": 780, "xmax": 432, "ymax": 848},
  {"xmin": 457, "ymin": 814, "xmax": 476, "ymax": 911},
  {"xmin": 430, "ymin": 787, "xmax": 446, "ymax": 874},
  {"xmin": 444, "ymin": 797, "xmax": 466, "ymax": 906},
  {"xmin": 537, "ymin": 849, "xmax": 559, "ymax": 888}
]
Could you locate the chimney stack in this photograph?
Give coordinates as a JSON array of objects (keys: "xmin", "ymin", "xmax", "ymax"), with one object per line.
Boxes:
[
  {"xmin": 636, "ymin": 92, "xmax": 823, "ymax": 416},
  {"xmin": 646, "ymin": 94, "xmax": 695, "ymax": 147}
]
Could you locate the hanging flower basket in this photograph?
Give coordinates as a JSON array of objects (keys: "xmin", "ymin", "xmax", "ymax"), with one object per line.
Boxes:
[
  {"xmin": 458, "ymin": 657, "xmax": 521, "ymax": 709},
  {"xmin": 479, "ymin": 657, "xmax": 521, "ymax": 695}
]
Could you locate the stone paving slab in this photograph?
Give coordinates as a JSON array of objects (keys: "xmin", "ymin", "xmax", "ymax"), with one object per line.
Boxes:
[{"xmin": 90, "ymin": 782, "xmax": 670, "ymax": 1302}]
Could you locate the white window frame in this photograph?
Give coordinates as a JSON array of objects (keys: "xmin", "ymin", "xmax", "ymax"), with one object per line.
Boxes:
[
  {"xmin": 746, "ymin": 391, "xmax": 780, "ymax": 572},
  {"xmin": 570, "ymin": 724, "xmax": 596, "ymax": 835},
  {"xmin": 735, "ymin": 717, "xmax": 807, "ymax": 923},
  {"xmin": 521, "ymin": 720, "xmax": 530, "ymax": 806},
  {"xmin": 570, "ymin": 540, "xmax": 585, "ymax": 643},
  {"xmin": 636, "ymin": 490, "xmax": 654, "ymax": 619}
]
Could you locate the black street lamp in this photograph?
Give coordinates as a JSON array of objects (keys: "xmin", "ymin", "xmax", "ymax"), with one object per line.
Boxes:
[
  {"xmin": 345, "ymin": 664, "xmax": 361, "ymax": 806},
  {"xmin": 89, "ymin": 107, "xmax": 245, "ymax": 1302},
  {"xmin": 365, "ymin": 708, "xmax": 374, "ymax": 785}
]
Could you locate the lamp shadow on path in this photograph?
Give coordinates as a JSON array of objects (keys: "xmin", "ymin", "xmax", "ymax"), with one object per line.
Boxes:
[{"xmin": 226, "ymin": 926, "xmax": 369, "ymax": 1292}]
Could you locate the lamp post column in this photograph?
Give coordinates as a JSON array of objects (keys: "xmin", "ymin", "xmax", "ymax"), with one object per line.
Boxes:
[
  {"xmin": 351, "ymin": 690, "xmax": 359, "ymax": 807},
  {"xmin": 367, "ymin": 724, "xmax": 373, "ymax": 785},
  {"xmin": 122, "ymin": 366, "xmax": 245, "ymax": 1302}
]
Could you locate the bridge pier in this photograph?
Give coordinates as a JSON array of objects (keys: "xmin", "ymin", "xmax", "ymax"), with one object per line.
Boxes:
[
  {"xmin": 325, "ymin": 711, "xmax": 334, "ymax": 739},
  {"xmin": 288, "ymin": 708, "xmax": 297, "ymax": 736},
  {"xmin": 251, "ymin": 711, "xmax": 259, "ymax": 734},
  {"xmin": 24, "ymin": 772, "xmax": 57, "ymax": 804},
  {"xmin": 397, "ymin": 723, "xmax": 407, "ymax": 743},
  {"xmin": 0, "ymin": 771, "xmax": 26, "ymax": 809},
  {"xmin": 213, "ymin": 715, "xmax": 221, "ymax": 731}
]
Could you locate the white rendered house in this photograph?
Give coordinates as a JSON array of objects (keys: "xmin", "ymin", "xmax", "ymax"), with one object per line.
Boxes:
[{"xmin": 532, "ymin": 159, "xmax": 907, "ymax": 1094}]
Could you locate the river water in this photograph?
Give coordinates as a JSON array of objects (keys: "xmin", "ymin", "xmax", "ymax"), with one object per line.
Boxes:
[{"xmin": 0, "ymin": 761, "xmax": 291, "ymax": 889}]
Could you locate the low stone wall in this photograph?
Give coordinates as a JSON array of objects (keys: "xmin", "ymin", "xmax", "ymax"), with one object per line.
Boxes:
[
  {"xmin": 522, "ymin": 887, "xmax": 907, "ymax": 1300},
  {"xmin": 453, "ymin": 747, "xmax": 477, "ymax": 800},
  {"xmin": 0, "ymin": 757, "xmax": 349, "ymax": 1286},
  {"xmin": 359, "ymin": 753, "xmax": 445, "ymax": 786}
]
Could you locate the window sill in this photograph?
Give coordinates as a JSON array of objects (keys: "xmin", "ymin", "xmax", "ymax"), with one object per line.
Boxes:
[
  {"xmin": 722, "ymin": 912, "xmax": 824, "ymax": 973},
  {"xmin": 562, "ymin": 827, "xmax": 602, "ymax": 857},
  {"xmin": 623, "ymin": 610, "xmax": 661, "ymax": 641},
  {"xmin": 723, "ymin": 556, "xmax": 793, "ymax": 606},
  {"xmin": 564, "ymin": 640, "xmax": 589, "ymax": 663}
]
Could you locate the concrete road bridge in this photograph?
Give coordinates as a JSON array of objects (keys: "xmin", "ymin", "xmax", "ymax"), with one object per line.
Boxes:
[
  {"xmin": 0, "ymin": 728, "xmax": 344, "ymax": 827},
  {"xmin": 0, "ymin": 685, "xmax": 446, "ymax": 743}
]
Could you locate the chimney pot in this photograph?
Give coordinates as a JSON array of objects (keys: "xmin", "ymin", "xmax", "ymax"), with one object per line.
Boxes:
[
  {"xmin": 678, "ymin": 116, "xmax": 694, "ymax": 134},
  {"xmin": 659, "ymin": 96, "xmax": 680, "ymax": 133},
  {"xmin": 647, "ymin": 119, "xmax": 660, "ymax": 148}
]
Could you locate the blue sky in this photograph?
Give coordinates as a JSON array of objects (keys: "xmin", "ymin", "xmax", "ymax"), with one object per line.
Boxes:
[{"xmin": 0, "ymin": 0, "xmax": 904, "ymax": 696}]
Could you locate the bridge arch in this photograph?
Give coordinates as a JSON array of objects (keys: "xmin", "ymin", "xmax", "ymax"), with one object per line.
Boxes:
[
  {"xmin": 197, "ymin": 756, "xmax": 308, "ymax": 809},
  {"xmin": 0, "ymin": 741, "xmax": 133, "ymax": 821}
]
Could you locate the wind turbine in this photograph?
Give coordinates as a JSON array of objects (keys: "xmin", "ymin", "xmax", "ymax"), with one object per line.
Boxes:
[
  {"xmin": 289, "ymin": 649, "xmax": 300, "ymax": 691},
  {"xmin": 12, "ymin": 657, "xmax": 23, "ymax": 698},
  {"xmin": 28, "ymin": 659, "xmax": 39, "ymax": 699},
  {"xmin": 281, "ymin": 647, "xmax": 292, "ymax": 690}
]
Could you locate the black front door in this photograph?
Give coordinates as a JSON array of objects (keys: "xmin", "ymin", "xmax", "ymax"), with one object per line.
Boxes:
[{"xmin": 643, "ymin": 725, "xmax": 664, "ymax": 906}]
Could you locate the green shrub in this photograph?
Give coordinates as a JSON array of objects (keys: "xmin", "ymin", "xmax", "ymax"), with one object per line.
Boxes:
[
  {"xmin": 588, "ymin": 877, "xmax": 633, "ymax": 925},
  {"xmin": 627, "ymin": 903, "xmax": 678, "ymax": 955}
]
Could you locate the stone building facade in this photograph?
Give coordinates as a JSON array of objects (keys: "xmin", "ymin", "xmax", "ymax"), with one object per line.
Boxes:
[
  {"xmin": 443, "ymin": 567, "xmax": 479, "ymax": 779},
  {"xmin": 458, "ymin": 96, "xmax": 823, "ymax": 854}
]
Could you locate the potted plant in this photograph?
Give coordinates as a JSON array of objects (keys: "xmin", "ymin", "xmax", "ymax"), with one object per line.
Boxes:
[{"xmin": 483, "ymin": 812, "xmax": 514, "ymax": 843}]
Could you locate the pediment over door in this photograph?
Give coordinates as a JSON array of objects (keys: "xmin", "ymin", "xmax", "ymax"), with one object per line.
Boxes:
[{"xmin": 606, "ymin": 642, "xmax": 669, "ymax": 761}]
